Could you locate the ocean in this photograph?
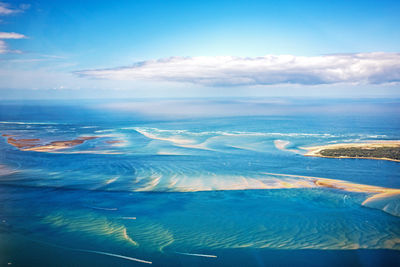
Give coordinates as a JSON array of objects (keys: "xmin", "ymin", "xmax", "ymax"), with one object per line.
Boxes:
[{"xmin": 0, "ymin": 98, "xmax": 399, "ymax": 266}]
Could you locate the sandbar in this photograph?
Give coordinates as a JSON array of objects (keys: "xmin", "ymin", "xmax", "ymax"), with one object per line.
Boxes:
[
  {"xmin": 2, "ymin": 134, "xmax": 97, "ymax": 152},
  {"xmin": 105, "ymin": 140, "xmax": 124, "ymax": 144}
]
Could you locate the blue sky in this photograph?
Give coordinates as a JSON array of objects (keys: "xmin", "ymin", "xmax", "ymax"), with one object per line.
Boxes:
[{"xmin": 1, "ymin": 0, "xmax": 400, "ymax": 99}]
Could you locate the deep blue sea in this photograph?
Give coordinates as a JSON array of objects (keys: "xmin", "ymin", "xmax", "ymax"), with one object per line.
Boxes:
[{"xmin": 0, "ymin": 98, "xmax": 399, "ymax": 266}]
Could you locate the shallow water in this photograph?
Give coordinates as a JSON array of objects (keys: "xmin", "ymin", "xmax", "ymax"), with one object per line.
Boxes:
[{"xmin": 0, "ymin": 99, "xmax": 399, "ymax": 266}]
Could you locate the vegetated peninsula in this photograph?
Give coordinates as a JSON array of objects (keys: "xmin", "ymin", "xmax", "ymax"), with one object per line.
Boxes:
[{"xmin": 302, "ymin": 141, "xmax": 400, "ymax": 162}]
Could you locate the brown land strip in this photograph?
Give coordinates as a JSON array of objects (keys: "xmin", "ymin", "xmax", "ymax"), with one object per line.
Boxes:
[
  {"xmin": 106, "ymin": 140, "xmax": 124, "ymax": 144},
  {"xmin": 2, "ymin": 134, "xmax": 97, "ymax": 152}
]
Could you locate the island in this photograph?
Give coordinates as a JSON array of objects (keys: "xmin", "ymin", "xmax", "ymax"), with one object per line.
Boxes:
[
  {"xmin": 302, "ymin": 141, "xmax": 400, "ymax": 162},
  {"xmin": 2, "ymin": 134, "xmax": 97, "ymax": 152}
]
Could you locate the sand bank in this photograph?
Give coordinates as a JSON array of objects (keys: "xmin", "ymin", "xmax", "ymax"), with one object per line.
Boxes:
[
  {"xmin": 105, "ymin": 140, "xmax": 124, "ymax": 144},
  {"xmin": 2, "ymin": 134, "xmax": 97, "ymax": 152}
]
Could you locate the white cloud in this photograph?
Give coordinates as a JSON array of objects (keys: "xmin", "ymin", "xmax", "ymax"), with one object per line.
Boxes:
[
  {"xmin": 0, "ymin": 2, "xmax": 22, "ymax": 15},
  {"xmin": 0, "ymin": 2, "xmax": 29, "ymax": 54},
  {"xmin": 76, "ymin": 52, "xmax": 400, "ymax": 86},
  {"xmin": 0, "ymin": 32, "xmax": 27, "ymax": 39},
  {"xmin": 0, "ymin": 32, "xmax": 27, "ymax": 53}
]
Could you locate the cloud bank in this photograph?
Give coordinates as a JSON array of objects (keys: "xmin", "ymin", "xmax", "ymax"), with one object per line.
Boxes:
[{"xmin": 76, "ymin": 52, "xmax": 400, "ymax": 86}]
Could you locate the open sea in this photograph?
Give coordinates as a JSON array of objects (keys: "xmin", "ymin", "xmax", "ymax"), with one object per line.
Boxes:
[{"xmin": 0, "ymin": 98, "xmax": 399, "ymax": 266}]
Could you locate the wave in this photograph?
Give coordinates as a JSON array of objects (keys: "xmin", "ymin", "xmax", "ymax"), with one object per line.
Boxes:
[
  {"xmin": 50, "ymin": 150, "xmax": 123, "ymax": 155},
  {"xmin": 84, "ymin": 206, "xmax": 118, "ymax": 211},
  {"xmin": 0, "ymin": 164, "xmax": 18, "ymax": 176},
  {"xmin": 132, "ymin": 127, "xmax": 392, "ymax": 155},
  {"xmin": 104, "ymin": 176, "xmax": 119, "ymax": 185},
  {"xmin": 121, "ymin": 217, "xmax": 136, "ymax": 220},
  {"xmin": 3, "ymin": 161, "xmax": 399, "ymax": 218},
  {"xmin": 128, "ymin": 169, "xmax": 400, "ymax": 217},
  {"xmin": 94, "ymin": 129, "xmax": 114, "ymax": 133},
  {"xmin": 124, "ymin": 220, "xmax": 175, "ymax": 252},
  {"xmin": 132, "ymin": 127, "xmax": 390, "ymax": 139},
  {"xmin": 38, "ymin": 209, "xmax": 400, "ymax": 252},
  {"xmin": 42, "ymin": 212, "xmax": 139, "ymax": 247},
  {"xmin": 174, "ymin": 252, "xmax": 217, "ymax": 258},
  {"xmin": 75, "ymin": 248, "xmax": 151, "ymax": 264},
  {"xmin": 263, "ymin": 172, "xmax": 400, "ymax": 217},
  {"xmin": 80, "ymin": 126, "xmax": 98, "ymax": 129},
  {"xmin": 124, "ymin": 192, "xmax": 400, "ymax": 251},
  {"xmin": 0, "ymin": 121, "xmax": 62, "ymax": 125},
  {"xmin": 6, "ymin": 180, "xmax": 400, "ymax": 252},
  {"xmin": 362, "ymin": 192, "xmax": 400, "ymax": 217},
  {"xmin": 71, "ymin": 248, "xmax": 151, "ymax": 264},
  {"xmin": 3, "ymin": 162, "xmax": 399, "ymax": 217},
  {"xmin": 133, "ymin": 127, "xmax": 341, "ymax": 138},
  {"xmin": 20, "ymin": 237, "xmax": 150, "ymax": 264},
  {"xmin": 274, "ymin": 140, "xmax": 302, "ymax": 153},
  {"xmin": 134, "ymin": 127, "xmax": 211, "ymax": 151}
]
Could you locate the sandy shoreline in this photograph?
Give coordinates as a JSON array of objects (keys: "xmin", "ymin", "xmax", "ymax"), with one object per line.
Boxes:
[{"xmin": 301, "ymin": 141, "xmax": 400, "ymax": 162}]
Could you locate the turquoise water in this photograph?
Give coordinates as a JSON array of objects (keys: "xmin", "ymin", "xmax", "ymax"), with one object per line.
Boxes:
[{"xmin": 0, "ymin": 99, "xmax": 399, "ymax": 266}]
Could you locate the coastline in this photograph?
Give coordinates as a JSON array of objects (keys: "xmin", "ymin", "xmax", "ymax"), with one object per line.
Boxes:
[{"xmin": 301, "ymin": 141, "xmax": 400, "ymax": 162}]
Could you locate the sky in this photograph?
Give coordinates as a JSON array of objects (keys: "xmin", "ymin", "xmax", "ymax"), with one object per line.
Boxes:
[{"xmin": 0, "ymin": 0, "xmax": 399, "ymax": 99}]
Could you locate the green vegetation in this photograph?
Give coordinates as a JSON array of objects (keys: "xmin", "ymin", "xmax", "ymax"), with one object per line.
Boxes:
[{"xmin": 319, "ymin": 147, "xmax": 400, "ymax": 160}]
